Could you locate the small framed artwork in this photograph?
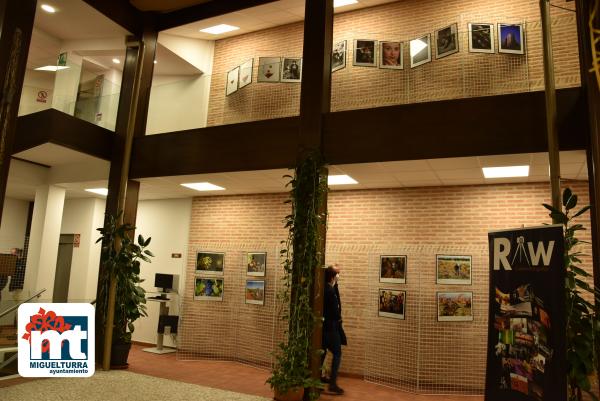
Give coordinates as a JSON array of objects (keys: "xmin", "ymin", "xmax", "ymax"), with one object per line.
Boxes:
[
  {"xmin": 257, "ymin": 57, "xmax": 281, "ymax": 82},
  {"xmin": 245, "ymin": 280, "xmax": 265, "ymax": 305},
  {"xmin": 379, "ymin": 41, "xmax": 403, "ymax": 70},
  {"xmin": 194, "ymin": 277, "xmax": 224, "ymax": 301},
  {"xmin": 226, "ymin": 66, "xmax": 239, "ymax": 96},
  {"xmin": 436, "ymin": 254, "xmax": 472, "ymax": 284},
  {"xmin": 238, "ymin": 59, "xmax": 253, "ymax": 89},
  {"xmin": 247, "ymin": 252, "xmax": 266, "ymax": 277},
  {"xmin": 380, "ymin": 255, "xmax": 407, "ymax": 284},
  {"xmin": 353, "ymin": 39, "xmax": 377, "ymax": 67},
  {"xmin": 498, "ymin": 23, "xmax": 525, "ymax": 55},
  {"xmin": 410, "ymin": 34, "xmax": 431, "ymax": 68},
  {"xmin": 435, "ymin": 23, "xmax": 459, "ymax": 59},
  {"xmin": 332, "ymin": 40, "xmax": 347, "ymax": 72},
  {"xmin": 281, "ymin": 57, "xmax": 302, "ymax": 83},
  {"xmin": 437, "ymin": 292, "xmax": 473, "ymax": 322},
  {"xmin": 378, "ymin": 289, "xmax": 405, "ymax": 320},
  {"xmin": 196, "ymin": 251, "xmax": 224, "ymax": 275},
  {"xmin": 468, "ymin": 23, "xmax": 495, "ymax": 53}
]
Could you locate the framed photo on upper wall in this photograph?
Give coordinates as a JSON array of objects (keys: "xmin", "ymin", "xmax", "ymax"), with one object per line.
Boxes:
[
  {"xmin": 498, "ymin": 23, "xmax": 525, "ymax": 55},
  {"xmin": 247, "ymin": 252, "xmax": 266, "ymax": 277},
  {"xmin": 194, "ymin": 277, "xmax": 224, "ymax": 301},
  {"xmin": 225, "ymin": 66, "xmax": 239, "ymax": 96},
  {"xmin": 379, "ymin": 41, "xmax": 403, "ymax": 69},
  {"xmin": 353, "ymin": 39, "xmax": 377, "ymax": 67},
  {"xmin": 435, "ymin": 23, "xmax": 459, "ymax": 59},
  {"xmin": 332, "ymin": 40, "xmax": 347, "ymax": 72},
  {"xmin": 380, "ymin": 255, "xmax": 407, "ymax": 284},
  {"xmin": 436, "ymin": 254, "xmax": 472, "ymax": 284},
  {"xmin": 196, "ymin": 251, "xmax": 224, "ymax": 275},
  {"xmin": 410, "ymin": 34, "xmax": 431, "ymax": 68},
  {"xmin": 257, "ymin": 57, "xmax": 281, "ymax": 82},
  {"xmin": 281, "ymin": 57, "xmax": 302, "ymax": 82},
  {"xmin": 238, "ymin": 59, "xmax": 253, "ymax": 89},
  {"xmin": 437, "ymin": 291, "xmax": 473, "ymax": 322},
  {"xmin": 379, "ymin": 288, "xmax": 406, "ymax": 320},
  {"xmin": 245, "ymin": 280, "xmax": 265, "ymax": 305},
  {"xmin": 468, "ymin": 23, "xmax": 495, "ymax": 53}
]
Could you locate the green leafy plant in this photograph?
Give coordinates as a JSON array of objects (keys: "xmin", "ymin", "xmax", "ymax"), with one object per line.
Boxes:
[
  {"xmin": 543, "ymin": 188, "xmax": 598, "ymax": 401},
  {"xmin": 96, "ymin": 212, "xmax": 154, "ymax": 343},
  {"xmin": 267, "ymin": 152, "xmax": 327, "ymax": 400}
]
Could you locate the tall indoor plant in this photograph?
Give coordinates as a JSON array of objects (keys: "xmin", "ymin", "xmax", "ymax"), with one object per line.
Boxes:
[
  {"xmin": 96, "ymin": 212, "xmax": 154, "ymax": 367},
  {"xmin": 543, "ymin": 188, "xmax": 599, "ymax": 401},
  {"xmin": 267, "ymin": 152, "xmax": 327, "ymax": 401}
]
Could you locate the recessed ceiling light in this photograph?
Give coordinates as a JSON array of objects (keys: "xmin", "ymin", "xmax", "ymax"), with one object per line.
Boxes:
[
  {"xmin": 200, "ymin": 24, "xmax": 240, "ymax": 35},
  {"xmin": 328, "ymin": 175, "xmax": 358, "ymax": 185},
  {"xmin": 112, "ymin": 58, "xmax": 120, "ymax": 64},
  {"xmin": 41, "ymin": 4, "xmax": 56, "ymax": 13},
  {"xmin": 153, "ymin": 60, "xmax": 157, "ymax": 64},
  {"xmin": 482, "ymin": 166, "xmax": 530, "ymax": 178},
  {"xmin": 181, "ymin": 182, "xmax": 225, "ymax": 191},
  {"xmin": 85, "ymin": 188, "xmax": 108, "ymax": 196},
  {"xmin": 34, "ymin": 65, "xmax": 69, "ymax": 71},
  {"xmin": 334, "ymin": 0, "xmax": 358, "ymax": 7}
]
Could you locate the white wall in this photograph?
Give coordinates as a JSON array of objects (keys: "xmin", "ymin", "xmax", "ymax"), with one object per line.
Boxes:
[
  {"xmin": 60, "ymin": 198, "xmax": 105, "ymax": 302},
  {"xmin": 19, "ymin": 70, "xmax": 55, "ymax": 116},
  {"xmin": 132, "ymin": 198, "xmax": 192, "ymax": 347},
  {"xmin": 0, "ymin": 198, "xmax": 29, "ymax": 253}
]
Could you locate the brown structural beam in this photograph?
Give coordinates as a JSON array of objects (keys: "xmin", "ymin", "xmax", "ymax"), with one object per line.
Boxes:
[
  {"xmin": 13, "ymin": 109, "xmax": 114, "ymax": 160},
  {"xmin": 0, "ymin": 0, "xmax": 37, "ymax": 226},
  {"xmin": 130, "ymin": 88, "xmax": 587, "ymax": 179},
  {"xmin": 82, "ymin": 0, "xmax": 144, "ymax": 35},
  {"xmin": 157, "ymin": 0, "xmax": 278, "ymax": 32}
]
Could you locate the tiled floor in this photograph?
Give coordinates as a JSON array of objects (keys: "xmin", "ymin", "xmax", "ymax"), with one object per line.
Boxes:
[{"xmin": 127, "ymin": 344, "xmax": 483, "ymax": 401}]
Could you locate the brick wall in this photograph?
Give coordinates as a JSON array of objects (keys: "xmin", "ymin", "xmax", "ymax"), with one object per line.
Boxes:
[
  {"xmin": 207, "ymin": 0, "xmax": 579, "ymax": 126},
  {"xmin": 178, "ymin": 180, "xmax": 592, "ymax": 394}
]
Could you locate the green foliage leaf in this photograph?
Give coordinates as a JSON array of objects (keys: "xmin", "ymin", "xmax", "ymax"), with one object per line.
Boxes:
[
  {"xmin": 562, "ymin": 187, "xmax": 573, "ymax": 208},
  {"xmin": 573, "ymin": 205, "xmax": 591, "ymax": 219}
]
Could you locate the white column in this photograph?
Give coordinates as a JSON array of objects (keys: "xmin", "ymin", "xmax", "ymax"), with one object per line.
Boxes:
[{"xmin": 23, "ymin": 185, "xmax": 66, "ymax": 300}]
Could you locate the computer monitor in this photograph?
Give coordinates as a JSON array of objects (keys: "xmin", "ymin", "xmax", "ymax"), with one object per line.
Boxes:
[{"xmin": 154, "ymin": 273, "xmax": 178, "ymax": 294}]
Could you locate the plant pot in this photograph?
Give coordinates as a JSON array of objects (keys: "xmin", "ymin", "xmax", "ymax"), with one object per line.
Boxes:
[
  {"xmin": 273, "ymin": 387, "xmax": 304, "ymax": 401},
  {"xmin": 110, "ymin": 341, "xmax": 131, "ymax": 368}
]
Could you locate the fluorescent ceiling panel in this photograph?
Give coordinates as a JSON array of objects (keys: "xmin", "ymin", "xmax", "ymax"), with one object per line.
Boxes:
[
  {"xmin": 482, "ymin": 165, "xmax": 530, "ymax": 178},
  {"xmin": 85, "ymin": 188, "xmax": 108, "ymax": 196},
  {"xmin": 200, "ymin": 24, "xmax": 240, "ymax": 35},
  {"xmin": 181, "ymin": 182, "xmax": 226, "ymax": 191},
  {"xmin": 328, "ymin": 175, "xmax": 358, "ymax": 185}
]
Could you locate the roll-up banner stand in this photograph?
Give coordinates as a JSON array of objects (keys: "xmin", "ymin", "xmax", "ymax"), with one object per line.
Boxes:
[{"xmin": 485, "ymin": 225, "xmax": 566, "ymax": 401}]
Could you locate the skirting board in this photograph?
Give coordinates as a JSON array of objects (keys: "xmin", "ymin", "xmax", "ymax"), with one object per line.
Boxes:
[{"xmin": 142, "ymin": 347, "xmax": 177, "ymax": 354}]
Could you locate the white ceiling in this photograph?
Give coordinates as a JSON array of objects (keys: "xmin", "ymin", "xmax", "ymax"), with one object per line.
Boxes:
[
  {"xmin": 164, "ymin": 0, "xmax": 399, "ymax": 40},
  {"xmin": 8, "ymin": 144, "xmax": 589, "ymax": 201}
]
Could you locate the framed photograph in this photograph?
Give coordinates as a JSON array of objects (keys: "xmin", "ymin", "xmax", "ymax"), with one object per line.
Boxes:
[
  {"xmin": 435, "ymin": 23, "xmax": 459, "ymax": 59},
  {"xmin": 353, "ymin": 39, "xmax": 377, "ymax": 67},
  {"xmin": 247, "ymin": 252, "xmax": 266, "ymax": 277},
  {"xmin": 226, "ymin": 66, "xmax": 239, "ymax": 96},
  {"xmin": 498, "ymin": 23, "xmax": 525, "ymax": 55},
  {"xmin": 245, "ymin": 280, "xmax": 265, "ymax": 305},
  {"xmin": 436, "ymin": 254, "xmax": 472, "ymax": 284},
  {"xmin": 238, "ymin": 59, "xmax": 253, "ymax": 89},
  {"xmin": 468, "ymin": 23, "xmax": 495, "ymax": 53},
  {"xmin": 257, "ymin": 57, "xmax": 281, "ymax": 82},
  {"xmin": 194, "ymin": 277, "xmax": 224, "ymax": 301},
  {"xmin": 332, "ymin": 40, "xmax": 347, "ymax": 72},
  {"xmin": 379, "ymin": 41, "xmax": 403, "ymax": 70},
  {"xmin": 410, "ymin": 34, "xmax": 431, "ymax": 68},
  {"xmin": 380, "ymin": 255, "xmax": 407, "ymax": 284},
  {"xmin": 437, "ymin": 292, "xmax": 473, "ymax": 322},
  {"xmin": 196, "ymin": 251, "xmax": 224, "ymax": 275},
  {"xmin": 378, "ymin": 289, "xmax": 405, "ymax": 320},
  {"xmin": 281, "ymin": 57, "xmax": 302, "ymax": 83}
]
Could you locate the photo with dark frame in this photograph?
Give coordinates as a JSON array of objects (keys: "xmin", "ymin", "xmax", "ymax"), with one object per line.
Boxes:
[
  {"xmin": 245, "ymin": 280, "xmax": 265, "ymax": 305},
  {"xmin": 379, "ymin": 288, "xmax": 406, "ymax": 319},
  {"xmin": 196, "ymin": 251, "xmax": 224, "ymax": 275},
  {"xmin": 380, "ymin": 255, "xmax": 407, "ymax": 284},
  {"xmin": 437, "ymin": 291, "xmax": 473, "ymax": 321},
  {"xmin": 498, "ymin": 23, "xmax": 525, "ymax": 55},
  {"xmin": 247, "ymin": 252, "xmax": 266, "ymax": 277},
  {"xmin": 353, "ymin": 39, "xmax": 377, "ymax": 67},
  {"xmin": 435, "ymin": 23, "xmax": 459, "ymax": 59},
  {"xmin": 436, "ymin": 254, "xmax": 472, "ymax": 285},
  {"xmin": 281, "ymin": 57, "xmax": 302, "ymax": 82},
  {"xmin": 332, "ymin": 40, "xmax": 347, "ymax": 72},
  {"xmin": 468, "ymin": 23, "xmax": 495, "ymax": 53},
  {"xmin": 194, "ymin": 277, "xmax": 224, "ymax": 301}
]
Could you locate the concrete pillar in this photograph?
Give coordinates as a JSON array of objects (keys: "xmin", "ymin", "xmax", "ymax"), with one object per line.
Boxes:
[{"xmin": 23, "ymin": 185, "xmax": 65, "ymax": 300}]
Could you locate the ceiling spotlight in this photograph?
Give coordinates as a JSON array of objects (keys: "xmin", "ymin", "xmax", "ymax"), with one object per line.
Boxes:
[
  {"xmin": 181, "ymin": 182, "xmax": 225, "ymax": 191},
  {"xmin": 200, "ymin": 24, "xmax": 240, "ymax": 35},
  {"xmin": 41, "ymin": 4, "xmax": 56, "ymax": 13},
  {"xmin": 482, "ymin": 166, "xmax": 530, "ymax": 178},
  {"xmin": 153, "ymin": 60, "xmax": 157, "ymax": 64}
]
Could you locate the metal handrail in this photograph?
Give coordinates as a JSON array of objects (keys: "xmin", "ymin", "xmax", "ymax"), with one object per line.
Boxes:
[{"xmin": 0, "ymin": 288, "xmax": 46, "ymax": 319}]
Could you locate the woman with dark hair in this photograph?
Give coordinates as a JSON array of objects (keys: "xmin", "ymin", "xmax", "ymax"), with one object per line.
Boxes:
[{"xmin": 322, "ymin": 264, "xmax": 345, "ymax": 395}]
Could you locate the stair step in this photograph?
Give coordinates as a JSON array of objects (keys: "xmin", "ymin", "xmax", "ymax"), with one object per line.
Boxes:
[{"xmin": 0, "ymin": 346, "xmax": 17, "ymax": 353}]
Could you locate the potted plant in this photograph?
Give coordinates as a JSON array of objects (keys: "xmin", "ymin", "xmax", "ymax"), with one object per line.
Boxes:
[
  {"xmin": 96, "ymin": 212, "xmax": 154, "ymax": 367},
  {"xmin": 543, "ymin": 188, "xmax": 598, "ymax": 401}
]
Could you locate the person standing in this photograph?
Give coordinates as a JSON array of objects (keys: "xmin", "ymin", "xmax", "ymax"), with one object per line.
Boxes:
[{"xmin": 322, "ymin": 265, "xmax": 346, "ymax": 395}]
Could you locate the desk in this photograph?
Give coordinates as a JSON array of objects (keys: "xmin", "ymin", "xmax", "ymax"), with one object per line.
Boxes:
[{"xmin": 143, "ymin": 297, "xmax": 177, "ymax": 354}]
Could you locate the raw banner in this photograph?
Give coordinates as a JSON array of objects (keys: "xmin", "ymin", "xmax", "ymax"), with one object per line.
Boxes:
[{"xmin": 485, "ymin": 225, "xmax": 566, "ymax": 401}]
